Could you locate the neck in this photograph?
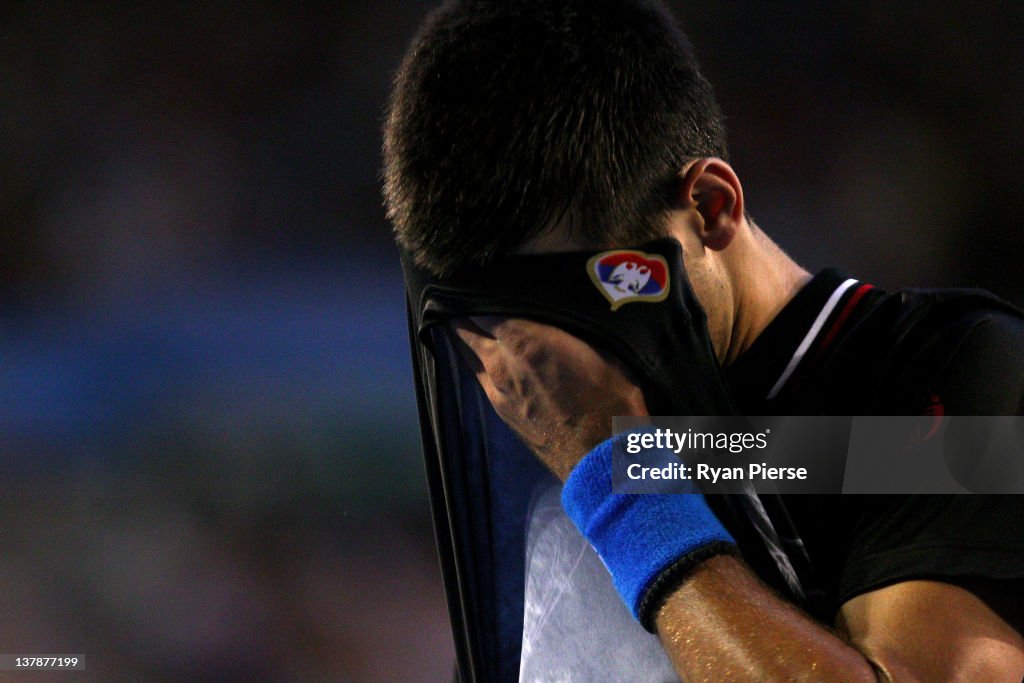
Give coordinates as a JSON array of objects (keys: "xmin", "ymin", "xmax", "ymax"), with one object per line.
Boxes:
[{"xmin": 722, "ymin": 226, "xmax": 811, "ymax": 366}]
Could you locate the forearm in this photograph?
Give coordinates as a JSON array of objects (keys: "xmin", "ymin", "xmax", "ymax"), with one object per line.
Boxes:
[
  {"xmin": 655, "ymin": 555, "xmax": 880, "ymax": 682},
  {"xmin": 554, "ymin": 429, "xmax": 882, "ymax": 680}
]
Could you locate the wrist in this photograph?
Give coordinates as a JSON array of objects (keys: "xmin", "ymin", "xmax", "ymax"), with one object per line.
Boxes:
[{"xmin": 561, "ymin": 429, "xmax": 737, "ymax": 630}]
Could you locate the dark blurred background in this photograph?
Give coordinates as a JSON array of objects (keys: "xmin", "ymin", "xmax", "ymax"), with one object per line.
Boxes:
[{"xmin": 1, "ymin": 2, "xmax": 1021, "ymax": 681}]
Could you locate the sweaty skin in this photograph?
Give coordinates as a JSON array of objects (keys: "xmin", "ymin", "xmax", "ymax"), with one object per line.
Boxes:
[{"xmin": 452, "ymin": 316, "xmax": 1024, "ymax": 682}]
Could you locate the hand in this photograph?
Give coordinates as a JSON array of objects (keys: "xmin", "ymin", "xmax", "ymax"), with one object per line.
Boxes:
[{"xmin": 449, "ymin": 316, "xmax": 648, "ymax": 481}]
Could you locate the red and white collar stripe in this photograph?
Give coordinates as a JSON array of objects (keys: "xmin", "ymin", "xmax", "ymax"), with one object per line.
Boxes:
[{"xmin": 765, "ymin": 278, "xmax": 860, "ymax": 400}]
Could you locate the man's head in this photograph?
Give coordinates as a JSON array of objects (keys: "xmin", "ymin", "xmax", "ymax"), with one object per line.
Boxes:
[{"xmin": 383, "ymin": 0, "xmax": 728, "ymax": 277}]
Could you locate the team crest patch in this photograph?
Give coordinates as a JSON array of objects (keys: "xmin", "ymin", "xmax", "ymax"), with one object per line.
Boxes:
[{"xmin": 587, "ymin": 250, "xmax": 670, "ymax": 310}]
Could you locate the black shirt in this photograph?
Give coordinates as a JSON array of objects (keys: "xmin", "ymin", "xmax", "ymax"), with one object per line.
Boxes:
[{"xmin": 725, "ymin": 269, "xmax": 1024, "ymax": 629}]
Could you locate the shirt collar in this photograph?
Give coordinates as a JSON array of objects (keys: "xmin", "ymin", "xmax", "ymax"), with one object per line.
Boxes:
[{"xmin": 725, "ymin": 268, "xmax": 857, "ymax": 410}]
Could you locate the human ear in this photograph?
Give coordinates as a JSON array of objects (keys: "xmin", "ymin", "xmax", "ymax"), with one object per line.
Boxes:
[{"xmin": 679, "ymin": 158, "xmax": 744, "ymax": 251}]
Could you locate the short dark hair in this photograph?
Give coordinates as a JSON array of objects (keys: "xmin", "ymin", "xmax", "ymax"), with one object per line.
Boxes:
[{"xmin": 383, "ymin": 0, "xmax": 728, "ymax": 277}]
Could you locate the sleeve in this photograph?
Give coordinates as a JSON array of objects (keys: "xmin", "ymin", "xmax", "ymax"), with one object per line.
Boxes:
[{"xmin": 836, "ymin": 310, "xmax": 1024, "ymax": 630}]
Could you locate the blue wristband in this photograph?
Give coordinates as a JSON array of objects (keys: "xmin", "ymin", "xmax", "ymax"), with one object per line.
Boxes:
[{"xmin": 561, "ymin": 429, "xmax": 737, "ymax": 628}]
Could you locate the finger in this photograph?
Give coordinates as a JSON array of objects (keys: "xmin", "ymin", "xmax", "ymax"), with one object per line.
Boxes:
[
  {"xmin": 475, "ymin": 316, "xmax": 590, "ymax": 354},
  {"xmin": 450, "ymin": 318, "xmax": 498, "ymax": 356},
  {"xmin": 469, "ymin": 315, "xmax": 507, "ymax": 337},
  {"xmin": 450, "ymin": 318, "xmax": 524, "ymax": 402},
  {"xmin": 448, "ymin": 318, "xmax": 499, "ymax": 381},
  {"xmin": 471, "ymin": 315, "xmax": 549, "ymax": 338},
  {"xmin": 471, "ymin": 316, "xmax": 547, "ymax": 363}
]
